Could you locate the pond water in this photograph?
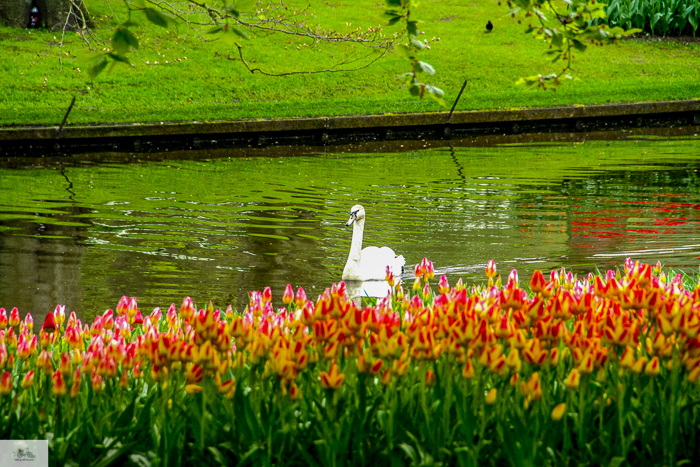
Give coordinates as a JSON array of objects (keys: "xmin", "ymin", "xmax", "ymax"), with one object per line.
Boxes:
[{"xmin": 1, "ymin": 130, "xmax": 700, "ymax": 323}]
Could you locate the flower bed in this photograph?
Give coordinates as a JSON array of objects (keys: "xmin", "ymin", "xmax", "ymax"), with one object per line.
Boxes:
[{"xmin": 1, "ymin": 258, "xmax": 699, "ymax": 466}]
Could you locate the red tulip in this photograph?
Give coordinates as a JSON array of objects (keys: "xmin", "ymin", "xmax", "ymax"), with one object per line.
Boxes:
[
  {"xmin": 21, "ymin": 370, "xmax": 34, "ymax": 389},
  {"xmin": 0, "ymin": 371, "xmax": 12, "ymax": 395},
  {"xmin": 9, "ymin": 308, "xmax": 20, "ymax": 327},
  {"xmin": 485, "ymin": 260, "xmax": 497, "ymax": 279},
  {"xmin": 133, "ymin": 310, "xmax": 144, "ymax": 325},
  {"xmin": 295, "ymin": 287, "xmax": 308, "ymax": 308},
  {"xmin": 42, "ymin": 312, "xmax": 57, "ymax": 333},
  {"xmin": 282, "ymin": 284, "xmax": 294, "ymax": 305}
]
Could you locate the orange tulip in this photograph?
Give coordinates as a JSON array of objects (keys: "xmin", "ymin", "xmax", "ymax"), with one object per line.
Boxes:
[
  {"xmin": 218, "ymin": 379, "xmax": 236, "ymax": 397},
  {"xmin": 289, "ymin": 382, "xmax": 302, "ymax": 400},
  {"xmin": 630, "ymin": 356, "xmax": 647, "ymax": 374},
  {"xmin": 380, "ymin": 368, "xmax": 392, "ymax": 386},
  {"xmin": 425, "ymin": 369, "xmax": 436, "ymax": 387},
  {"xmin": 530, "ymin": 270, "xmax": 546, "ymax": 294},
  {"xmin": 319, "ymin": 361, "xmax": 345, "ymax": 390},
  {"xmin": 485, "ymin": 388, "xmax": 497, "ymax": 405},
  {"xmin": 283, "ymin": 284, "xmax": 294, "ymax": 305},
  {"xmin": 52, "ymin": 370, "xmax": 67, "ymax": 397},
  {"xmin": 0, "ymin": 371, "xmax": 12, "ymax": 395},
  {"xmin": 369, "ymin": 359, "xmax": 383, "ymax": 376},
  {"xmin": 551, "ymin": 403, "xmax": 566, "ymax": 421},
  {"xmin": 564, "ymin": 368, "xmax": 581, "ymax": 390},
  {"xmin": 644, "ymin": 356, "xmax": 660, "ymax": 377}
]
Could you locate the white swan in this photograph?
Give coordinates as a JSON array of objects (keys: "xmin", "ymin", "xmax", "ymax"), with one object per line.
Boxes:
[{"xmin": 342, "ymin": 205, "xmax": 405, "ymax": 281}]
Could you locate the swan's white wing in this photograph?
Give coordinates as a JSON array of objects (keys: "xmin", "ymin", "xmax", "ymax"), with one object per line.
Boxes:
[{"xmin": 359, "ymin": 246, "xmax": 405, "ymax": 281}]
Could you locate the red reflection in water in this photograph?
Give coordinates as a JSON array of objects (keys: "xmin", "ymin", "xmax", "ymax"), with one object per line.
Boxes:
[{"xmin": 571, "ymin": 196, "xmax": 700, "ymax": 241}]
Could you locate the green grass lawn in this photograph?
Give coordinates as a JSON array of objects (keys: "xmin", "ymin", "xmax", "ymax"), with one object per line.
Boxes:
[{"xmin": 1, "ymin": 0, "xmax": 699, "ymax": 126}]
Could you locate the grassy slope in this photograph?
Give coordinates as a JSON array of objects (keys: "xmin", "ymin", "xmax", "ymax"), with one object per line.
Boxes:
[{"xmin": 1, "ymin": 0, "xmax": 699, "ymax": 126}]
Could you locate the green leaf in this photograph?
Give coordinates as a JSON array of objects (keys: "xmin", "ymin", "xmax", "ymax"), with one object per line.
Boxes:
[
  {"xmin": 515, "ymin": 75, "xmax": 540, "ymax": 86},
  {"xmin": 87, "ymin": 54, "xmax": 108, "ymax": 79},
  {"xmin": 107, "ymin": 52, "xmax": 131, "ymax": 65},
  {"xmin": 237, "ymin": 444, "xmax": 262, "ymax": 465},
  {"xmin": 91, "ymin": 442, "xmax": 132, "ymax": 467},
  {"xmin": 207, "ymin": 447, "xmax": 227, "ymax": 466},
  {"xmin": 620, "ymin": 28, "xmax": 642, "ymax": 36},
  {"xmin": 128, "ymin": 454, "xmax": 151, "ymax": 467},
  {"xmin": 533, "ymin": 7, "xmax": 548, "ymax": 21},
  {"xmin": 407, "ymin": 20, "xmax": 419, "ymax": 36},
  {"xmin": 572, "ymin": 39, "xmax": 587, "ymax": 51},
  {"xmin": 425, "ymin": 84, "xmax": 444, "ymax": 98},
  {"xmin": 229, "ymin": 25, "xmax": 249, "ymax": 39},
  {"xmin": 417, "ymin": 61, "xmax": 435, "ymax": 74},
  {"xmin": 410, "ymin": 38, "xmax": 426, "ymax": 50},
  {"xmin": 409, "ymin": 85, "xmax": 421, "ymax": 96},
  {"xmin": 135, "ymin": 392, "xmax": 155, "ymax": 430},
  {"xmin": 207, "ymin": 26, "xmax": 224, "ymax": 34},
  {"xmin": 386, "ymin": 0, "xmax": 402, "ymax": 5},
  {"xmin": 399, "ymin": 444, "xmax": 418, "ymax": 462},
  {"xmin": 608, "ymin": 457, "xmax": 625, "ymax": 467},
  {"xmin": 295, "ymin": 442, "xmax": 321, "ymax": 467},
  {"xmin": 144, "ymin": 8, "xmax": 173, "ymax": 29},
  {"xmin": 112, "ymin": 27, "xmax": 138, "ymax": 55},
  {"xmin": 551, "ymin": 32, "xmax": 563, "ymax": 48},
  {"xmin": 114, "ymin": 398, "xmax": 136, "ymax": 429},
  {"xmin": 387, "ymin": 16, "xmax": 402, "ymax": 26},
  {"xmin": 224, "ymin": 5, "xmax": 241, "ymax": 17}
]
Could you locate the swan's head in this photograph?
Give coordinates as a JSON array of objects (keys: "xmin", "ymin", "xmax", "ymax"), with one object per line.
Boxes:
[{"xmin": 345, "ymin": 205, "xmax": 365, "ymax": 226}]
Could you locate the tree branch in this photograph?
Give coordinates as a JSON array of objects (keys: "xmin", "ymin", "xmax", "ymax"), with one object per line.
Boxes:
[{"xmin": 231, "ymin": 41, "xmax": 390, "ymax": 76}]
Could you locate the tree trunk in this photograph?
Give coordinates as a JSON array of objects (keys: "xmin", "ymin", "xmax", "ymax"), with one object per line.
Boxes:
[
  {"xmin": 36, "ymin": 0, "xmax": 87, "ymax": 31},
  {"xmin": 0, "ymin": 0, "xmax": 87, "ymax": 31},
  {"xmin": 0, "ymin": 0, "xmax": 31, "ymax": 28}
]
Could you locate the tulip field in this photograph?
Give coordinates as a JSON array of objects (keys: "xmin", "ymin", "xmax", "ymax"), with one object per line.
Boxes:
[{"xmin": 1, "ymin": 258, "xmax": 700, "ymax": 466}]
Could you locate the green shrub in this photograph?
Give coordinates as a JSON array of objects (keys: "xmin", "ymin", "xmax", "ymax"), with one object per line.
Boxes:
[{"xmin": 601, "ymin": 0, "xmax": 700, "ymax": 36}]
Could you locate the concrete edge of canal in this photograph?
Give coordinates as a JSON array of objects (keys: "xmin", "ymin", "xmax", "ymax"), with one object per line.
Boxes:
[{"xmin": 2, "ymin": 99, "xmax": 699, "ymax": 154}]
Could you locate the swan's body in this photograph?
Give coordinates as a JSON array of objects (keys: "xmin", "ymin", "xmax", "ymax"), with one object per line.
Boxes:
[{"xmin": 342, "ymin": 205, "xmax": 405, "ymax": 281}]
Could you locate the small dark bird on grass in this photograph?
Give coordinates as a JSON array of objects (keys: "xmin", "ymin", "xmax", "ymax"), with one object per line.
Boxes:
[
  {"xmin": 557, "ymin": 16, "xmax": 573, "ymax": 25},
  {"xmin": 486, "ymin": 20, "xmax": 493, "ymax": 32}
]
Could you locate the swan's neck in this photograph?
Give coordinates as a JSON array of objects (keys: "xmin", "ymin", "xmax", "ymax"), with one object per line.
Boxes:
[{"xmin": 347, "ymin": 219, "xmax": 365, "ymax": 265}]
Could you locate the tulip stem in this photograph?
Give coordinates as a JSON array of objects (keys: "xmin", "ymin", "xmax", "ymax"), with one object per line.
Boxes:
[{"xmin": 577, "ymin": 376, "xmax": 587, "ymax": 449}]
